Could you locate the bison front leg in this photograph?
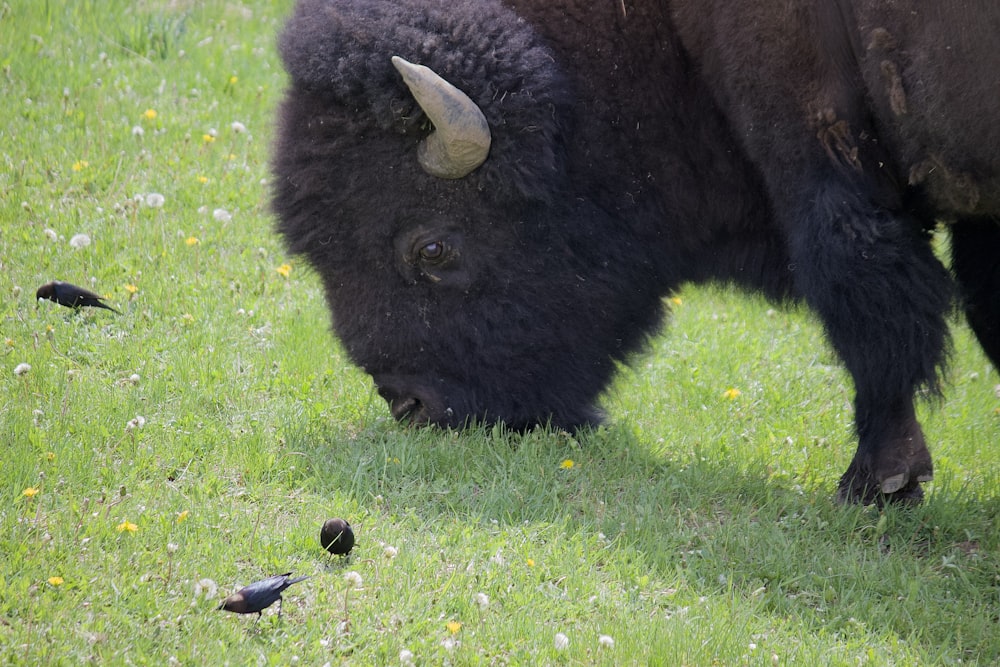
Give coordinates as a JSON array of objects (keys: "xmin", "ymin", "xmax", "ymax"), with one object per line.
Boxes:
[
  {"xmin": 836, "ymin": 397, "xmax": 932, "ymax": 505},
  {"xmin": 788, "ymin": 177, "xmax": 953, "ymax": 505},
  {"xmin": 951, "ymin": 218, "xmax": 1000, "ymax": 368}
]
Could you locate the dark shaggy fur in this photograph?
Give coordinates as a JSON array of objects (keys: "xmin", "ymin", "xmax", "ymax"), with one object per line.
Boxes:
[{"xmin": 272, "ymin": 0, "xmax": 1000, "ymax": 505}]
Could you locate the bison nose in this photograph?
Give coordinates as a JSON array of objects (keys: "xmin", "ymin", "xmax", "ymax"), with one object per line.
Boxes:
[
  {"xmin": 375, "ymin": 378, "xmax": 434, "ymax": 424},
  {"xmin": 386, "ymin": 393, "xmax": 425, "ymax": 422}
]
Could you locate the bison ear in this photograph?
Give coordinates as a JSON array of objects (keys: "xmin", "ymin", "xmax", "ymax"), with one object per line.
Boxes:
[{"xmin": 391, "ymin": 56, "xmax": 492, "ymax": 179}]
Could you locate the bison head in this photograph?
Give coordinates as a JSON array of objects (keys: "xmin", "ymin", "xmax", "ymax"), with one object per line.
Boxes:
[{"xmin": 272, "ymin": 0, "xmax": 666, "ymax": 430}]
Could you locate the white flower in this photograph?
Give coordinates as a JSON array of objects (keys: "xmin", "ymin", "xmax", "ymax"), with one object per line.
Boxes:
[
  {"xmin": 598, "ymin": 634, "xmax": 615, "ymax": 648},
  {"xmin": 132, "ymin": 125, "xmax": 144, "ymax": 137},
  {"xmin": 399, "ymin": 649, "xmax": 415, "ymax": 666},
  {"xmin": 14, "ymin": 363, "xmax": 31, "ymax": 376},
  {"xmin": 193, "ymin": 578, "xmax": 217, "ymax": 598},
  {"xmin": 69, "ymin": 233, "xmax": 91, "ymax": 249},
  {"xmin": 126, "ymin": 415, "xmax": 146, "ymax": 431},
  {"xmin": 230, "ymin": 121, "xmax": 247, "ymax": 134},
  {"xmin": 440, "ymin": 637, "xmax": 458, "ymax": 651},
  {"xmin": 212, "ymin": 208, "xmax": 232, "ymax": 222},
  {"xmin": 383, "ymin": 545, "xmax": 398, "ymax": 559},
  {"xmin": 167, "ymin": 542, "xmax": 179, "ymax": 553},
  {"xmin": 129, "ymin": 374, "xmax": 141, "ymax": 384},
  {"xmin": 554, "ymin": 633, "xmax": 569, "ymax": 650},
  {"xmin": 344, "ymin": 571, "xmax": 363, "ymax": 588},
  {"xmin": 474, "ymin": 592, "xmax": 490, "ymax": 609},
  {"xmin": 43, "ymin": 228, "xmax": 58, "ymax": 241},
  {"xmin": 145, "ymin": 193, "xmax": 165, "ymax": 208}
]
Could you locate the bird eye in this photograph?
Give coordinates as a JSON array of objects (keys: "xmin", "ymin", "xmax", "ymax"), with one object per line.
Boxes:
[{"xmin": 419, "ymin": 241, "xmax": 445, "ymax": 262}]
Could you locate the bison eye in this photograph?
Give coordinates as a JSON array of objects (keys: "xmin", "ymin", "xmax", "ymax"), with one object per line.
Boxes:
[{"xmin": 419, "ymin": 241, "xmax": 445, "ymax": 262}]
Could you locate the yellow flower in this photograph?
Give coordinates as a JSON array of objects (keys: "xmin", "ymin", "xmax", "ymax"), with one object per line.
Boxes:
[
  {"xmin": 670, "ymin": 296, "xmax": 682, "ymax": 306},
  {"xmin": 559, "ymin": 459, "xmax": 574, "ymax": 469},
  {"xmin": 723, "ymin": 387, "xmax": 741, "ymax": 400},
  {"xmin": 48, "ymin": 576, "xmax": 64, "ymax": 586},
  {"xmin": 446, "ymin": 621, "xmax": 462, "ymax": 634},
  {"xmin": 181, "ymin": 313, "xmax": 195, "ymax": 324},
  {"xmin": 143, "ymin": 108, "xmax": 157, "ymax": 120},
  {"xmin": 72, "ymin": 160, "xmax": 89, "ymax": 171},
  {"xmin": 185, "ymin": 236, "xmax": 199, "ymax": 246},
  {"xmin": 4, "ymin": 338, "xmax": 13, "ymax": 347},
  {"xmin": 526, "ymin": 558, "xmax": 535, "ymax": 567},
  {"xmin": 275, "ymin": 263, "xmax": 292, "ymax": 278},
  {"xmin": 117, "ymin": 520, "xmax": 138, "ymax": 533},
  {"xmin": 176, "ymin": 510, "xmax": 189, "ymax": 524},
  {"xmin": 45, "ymin": 452, "xmax": 55, "ymax": 462},
  {"xmin": 22, "ymin": 487, "xmax": 40, "ymax": 498},
  {"xmin": 229, "ymin": 75, "xmax": 238, "ymax": 85},
  {"xmin": 124, "ymin": 284, "xmax": 138, "ymax": 294},
  {"xmin": 197, "ymin": 175, "xmax": 208, "ymax": 184},
  {"xmin": 202, "ymin": 134, "xmax": 215, "ymax": 144}
]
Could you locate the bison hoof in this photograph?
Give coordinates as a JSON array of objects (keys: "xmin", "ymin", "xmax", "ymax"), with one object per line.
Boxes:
[{"xmin": 835, "ymin": 456, "xmax": 933, "ymax": 506}]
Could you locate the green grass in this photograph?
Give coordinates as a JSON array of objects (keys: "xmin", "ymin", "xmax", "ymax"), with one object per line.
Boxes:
[{"xmin": 2, "ymin": 1, "xmax": 999, "ymax": 664}]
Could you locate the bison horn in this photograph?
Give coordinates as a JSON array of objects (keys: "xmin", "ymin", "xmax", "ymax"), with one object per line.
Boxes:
[{"xmin": 391, "ymin": 56, "xmax": 492, "ymax": 179}]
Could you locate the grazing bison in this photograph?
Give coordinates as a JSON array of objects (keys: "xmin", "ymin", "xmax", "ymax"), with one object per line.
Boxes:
[{"xmin": 272, "ymin": 0, "xmax": 1000, "ymax": 504}]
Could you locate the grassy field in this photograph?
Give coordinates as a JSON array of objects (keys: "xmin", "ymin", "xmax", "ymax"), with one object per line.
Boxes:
[{"xmin": 2, "ymin": 1, "xmax": 999, "ymax": 664}]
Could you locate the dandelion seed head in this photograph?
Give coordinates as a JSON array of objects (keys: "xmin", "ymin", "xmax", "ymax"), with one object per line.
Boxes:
[
  {"xmin": 14, "ymin": 363, "xmax": 31, "ymax": 376},
  {"xmin": 43, "ymin": 228, "xmax": 58, "ymax": 241},
  {"xmin": 475, "ymin": 592, "xmax": 490, "ymax": 609},
  {"xmin": 231, "ymin": 121, "xmax": 246, "ymax": 133},
  {"xmin": 554, "ymin": 633, "xmax": 569, "ymax": 650},
  {"xmin": 384, "ymin": 545, "xmax": 398, "ymax": 559},
  {"xmin": 344, "ymin": 571, "xmax": 363, "ymax": 588},
  {"xmin": 212, "ymin": 208, "xmax": 232, "ymax": 222},
  {"xmin": 69, "ymin": 233, "xmax": 91, "ymax": 249},
  {"xmin": 399, "ymin": 649, "xmax": 415, "ymax": 666},
  {"xmin": 131, "ymin": 125, "xmax": 144, "ymax": 137},
  {"xmin": 145, "ymin": 193, "xmax": 165, "ymax": 208},
  {"xmin": 193, "ymin": 578, "xmax": 217, "ymax": 598},
  {"xmin": 598, "ymin": 635, "xmax": 615, "ymax": 648},
  {"xmin": 167, "ymin": 542, "xmax": 179, "ymax": 553}
]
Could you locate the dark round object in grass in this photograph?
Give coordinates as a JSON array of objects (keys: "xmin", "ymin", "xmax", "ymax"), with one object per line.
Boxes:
[{"xmin": 320, "ymin": 518, "xmax": 355, "ymax": 556}]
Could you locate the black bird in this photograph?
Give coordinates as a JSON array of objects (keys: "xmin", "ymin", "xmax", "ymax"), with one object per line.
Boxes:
[
  {"xmin": 36, "ymin": 281, "xmax": 120, "ymax": 313},
  {"xmin": 218, "ymin": 572, "xmax": 309, "ymax": 619},
  {"xmin": 320, "ymin": 518, "xmax": 355, "ymax": 556}
]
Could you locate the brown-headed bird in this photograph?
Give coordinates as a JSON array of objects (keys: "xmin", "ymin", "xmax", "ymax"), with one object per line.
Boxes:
[
  {"xmin": 36, "ymin": 281, "xmax": 120, "ymax": 313},
  {"xmin": 320, "ymin": 518, "xmax": 355, "ymax": 556},
  {"xmin": 218, "ymin": 572, "xmax": 309, "ymax": 619}
]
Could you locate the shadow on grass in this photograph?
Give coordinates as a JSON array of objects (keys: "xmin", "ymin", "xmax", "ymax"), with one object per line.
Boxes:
[{"xmin": 285, "ymin": 415, "xmax": 1000, "ymax": 662}]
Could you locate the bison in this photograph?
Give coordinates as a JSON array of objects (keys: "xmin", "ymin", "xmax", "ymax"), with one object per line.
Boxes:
[{"xmin": 271, "ymin": 0, "xmax": 1000, "ymax": 505}]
